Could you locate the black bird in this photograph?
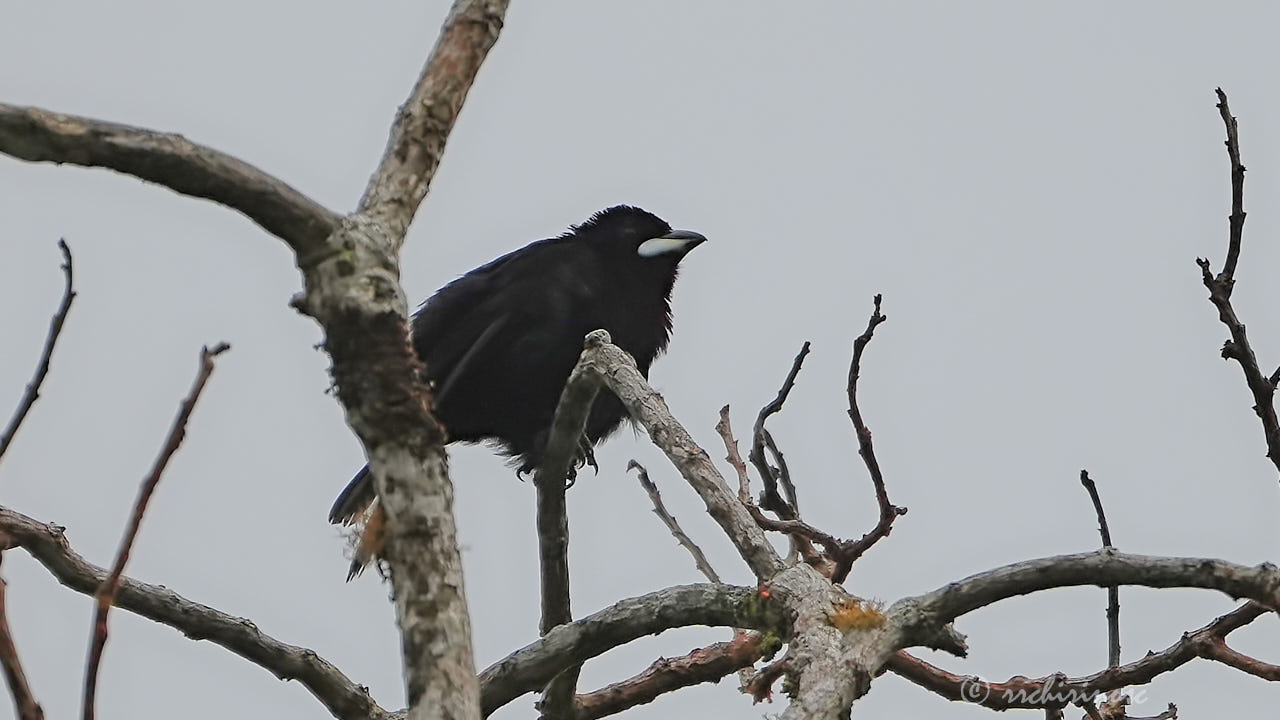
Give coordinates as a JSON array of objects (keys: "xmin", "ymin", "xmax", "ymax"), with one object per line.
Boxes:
[{"xmin": 328, "ymin": 205, "xmax": 706, "ymax": 533}]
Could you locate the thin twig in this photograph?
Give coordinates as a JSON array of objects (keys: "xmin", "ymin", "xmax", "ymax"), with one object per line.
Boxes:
[
  {"xmin": 749, "ymin": 342, "xmax": 810, "ymax": 518},
  {"xmin": 628, "ymin": 460, "xmax": 720, "ymax": 583},
  {"xmin": 0, "ymin": 240, "xmax": 75, "ymax": 466},
  {"xmin": 1197, "ymin": 89, "xmax": 1280, "ymax": 475},
  {"xmin": 0, "ymin": 554, "xmax": 43, "ymax": 720},
  {"xmin": 1080, "ymin": 470, "xmax": 1120, "ymax": 667},
  {"xmin": 762, "ymin": 429, "xmax": 799, "ymax": 517},
  {"xmin": 82, "ymin": 343, "xmax": 229, "ymax": 720},
  {"xmin": 833, "ymin": 295, "xmax": 906, "ymax": 583}
]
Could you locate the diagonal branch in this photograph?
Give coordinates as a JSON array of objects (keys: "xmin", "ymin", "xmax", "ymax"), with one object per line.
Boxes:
[
  {"xmin": 83, "ymin": 344, "xmax": 228, "ymax": 720},
  {"xmin": 0, "ymin": 554, "xmax": 43, "ymax": 720},
  {"xmin": 749, "ymin": 342, "xmax": 810, "ymax": 519},
  {"xmin": 629, "ymin": 460, "xmax": 721, "ymax": 583},
  {"xmin": 888, "ymin": 601, "xmax": 1272, "ymax": 710},
  {"xmin": 1196, "ymin": 89, "xmax": 1280, "ymax": 475},
  {"xmin": 0, "ymin": 239, "xmax": 75, "ymax": 466},
  {"xmin": 477, "ymin": 583, "xmax": 782, "ymax": 717},
  {"xmin": 0, "ymin": 506, "xmax": 387, "ymax": 720},
  {"xmin": 0, "ymin": 104, "xmax": 340, "ymax": 259},
  {"xmin": 357, "ymin": 0, "xmax": 510, "ymax": 239}
]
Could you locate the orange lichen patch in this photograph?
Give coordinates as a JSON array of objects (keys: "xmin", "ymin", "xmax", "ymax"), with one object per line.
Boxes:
[{"xmin": 829, "ymin": 597, "xmax": 886, "ymax": 631}]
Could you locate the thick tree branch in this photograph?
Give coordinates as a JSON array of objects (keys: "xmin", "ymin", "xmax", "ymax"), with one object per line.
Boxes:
[
  {"xmin": 477, "ymin": 583, "xmax": 782, "ymax": 717},
  {"xmin": 0, "ymin": 239, "xmax": 74, "ymax": 467},
  {"xmin": 0, "ymin": 555, "xmax": 43, "ymax": 720},
  {"xmin": 1196, "ymin": 89, "xmax": 1280, "ymax": 474},
  {"xmin": 83, "ymin": 342, "xmax": 228, "ymax": 720},
  {"xmin": 0, "ymin": 104, "xmax": 340, "ymax": 259},
  {"xmin": 357, "ymin": 0, "xmax": 509, "ymax": 238},
  {"xmin": 0, "ymin": 507, "xmax": 387, "ymax": 720}
]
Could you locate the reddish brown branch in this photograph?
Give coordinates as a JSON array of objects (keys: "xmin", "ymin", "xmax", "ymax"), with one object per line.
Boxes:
[
  {"xmin": 1080, "ymin": 470, "xmax": 1121, "ymax": 667},
  {"xmin": 743, "ymin": 654, "xmax": 790, "ymax": 703},
  {"xmin": 1199, "ymin": 636, "xmax": 1280, "ymax": 680},
  {"xmin": 0, "ymin": 240, "xmax": 75, "ymax": 466},
  {"xmin": 0, "ymin": 554, "xmax": 43, "ymax": 720},
  {"xmin": 629, "ymin": 460, "xmax": 721, "ymax": 583},
  {"xmin": 833, "ymin": 294, "xmax": 906, "ymax": 583},
  {"xmin": 887, "ymin": 601, "xmax": 1272, "ymax": 710},
  {"xmin": 1197, "ymin": 89, "xmax": 1280, "ymax": 475},
  {"xmin": 82, "ymin": 343, "xmax": 229, "ymax": 720},
  {"xmin": 572, "ymin": 634, "xmax": 768, "ymax": 719}
]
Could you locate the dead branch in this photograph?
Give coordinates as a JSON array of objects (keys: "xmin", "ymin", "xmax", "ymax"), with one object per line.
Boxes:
[
  {"xmin": 628, "ymin": 460, "xmax": 721, "ymax": 583},
  {"xmin": 83, "ymin": 343, "xmax": 228, "ymax": 720},
  {"xmin": 0, "ymin": 105, "xmax": 339, "ymax": 258},
  {"xmin": 572, "ymin": 633, "xmax": 768, "ymax": 720},
  {"xmin": 0, "ymin": 507, "xmax": 386, "ymax": 720},
  {"xmin": 1080, "ymin": 470, "xmax": 1121, "ymax": 667},
  {"xmin": 0, "ymin": 239, "xmax": 74, "ymax": 466},
  {"xmin": 888, "ymin": 601, "xmax": 1269, "ymax": 710},
  {"xmin": 477, "ymin": 583, "xmax": 780, "ymax": 717},
  {"xmin": 356, "ymin": 0, "xmax": 510, "ymax": 239},
  {"xmin": 1197, "ymin": 88, "xmax": 1280, "ymax": 474},
  {"xmin": 833, "ymin": 294, "xmax": 906, "ymax": 583},
  {"xmin": 532, "ymin": 336, "xmax": 606, "ymax": 719},
  {"xmin": 748, "ymin": 342, "xmax": 810, "ymax": 518},
  {"xmin": 0, "ymin": 554, "xmax": 43, "ymax": 720}
]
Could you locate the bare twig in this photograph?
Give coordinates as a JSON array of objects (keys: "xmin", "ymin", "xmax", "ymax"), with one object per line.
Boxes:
[
  {"xmin": 762, "ymin": 429, "xmax": 800, "ymax": 517},
  {"xmin": 83, "ymin": 343, "xmax": 228, "ymax": 720},
  {"xmin": 0, "ymin": 554, "xmax": 43, "ymax": 720},
  {"xmin": 0, "ymin": 507, "xmax": 386, "ymax": 720},
  {"xmin": 833, "ymin": 295, "xmax": 906, "ymax": 583},
  {"xmin": 1197, "ymin": 89, "xmax": 1280, "ymax": 475},
  {"xmin": 0, "ymin": 105, "xmax": 339, "ymax": 258},
  {"xmin": 628, "ymin": 460, "xmax": 720, "ymax": 583},
  {"xmin": 1080, "ymin": 470, "xmax": 1120, "ymax": 667},
  {"xmin": 0, "ymin": 240, "xmax": 74, "ymax": 466},
  {"xmin": 1198, "ymin": 636, "xmax": 1280, "ymax": 680},
  {"xmin": 749, "ymin": 342, "xmax": 810, "ymax": 518},
  {"xmin": 572, "ymin": 633, "xmax": 768, "ymax": 720}
]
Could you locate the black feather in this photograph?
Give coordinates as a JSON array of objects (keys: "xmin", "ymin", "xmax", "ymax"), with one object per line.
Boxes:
[{"xmin": 328, "ymin": 206, "xmax": 705, "ymax": 527}]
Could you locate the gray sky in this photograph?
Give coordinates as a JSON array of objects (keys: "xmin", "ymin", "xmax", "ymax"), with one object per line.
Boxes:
[{"xmin": 3, "ymin": 2, "xmax": 1279, "ymax": 718}]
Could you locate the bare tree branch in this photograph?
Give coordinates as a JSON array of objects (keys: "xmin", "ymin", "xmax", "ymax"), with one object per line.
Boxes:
[
  {"xmin": 749, "ymin": 342, "xmax": 810, "ymax": 518},
  {"xmin": 1080, "ymin": 470, "xmax": 1121, "ymax": 667},
  {"xmin": 0, "ymin": 239, "xmax": 74, "ymax": 466},
  {"xmin": 833, "ymin": 294, "xmax": 906, "ymax": 583},
  {"xmin": 577, "ymin": 331, "xmax": 784, "ymax": 580},
  {"xmin": 477, "ymin": 583, "xmax": 781, "ymax": 717},
  {"xmin": 357, "ymin": 0, "xmax": 510, "ymax": 238},
  {"xmin": 0, "ymin": 104, "xmax": 339, "ymax": 258},
  {"xmin": 531, "ymin": 336, "xmax": 606, "ymax": 719},
  {"xmin": 1196, "ymin": 88, "xmax": 1280, "ymax": 475},
  {"xmin": 1198, "ymin": 635, "xmax": 1280, "ymax": 680},
  {"xmin": 572, "ymin": 633, "xmax": 769, "ymax": 720},
  {"xmin": 0, "ymin": 554, "xmax": 43, "ymax": 720},
  {"xmin": 628, "ymin": 460, "xmax": 720, "ymax": 583},
  {"xmin": 0, "ymin": 507, "xmax": 387, "ymax": 720},
  {"xmin": 83, "ymin": 343, "xmax": 228, "ymax": 720},
  {"xmin": 888, "ymin": 601, "xmax": 1269, "ymax": 710}
]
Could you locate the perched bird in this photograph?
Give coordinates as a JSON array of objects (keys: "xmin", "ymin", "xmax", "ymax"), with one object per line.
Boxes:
[{"xmin": 329, "ymin": 205, "xmax": 706, "ymax": 572}]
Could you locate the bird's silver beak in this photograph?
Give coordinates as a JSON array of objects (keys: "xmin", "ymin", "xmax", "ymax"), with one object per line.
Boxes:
[{"xmin": 637, "ymin": 230, "xmax": 708, "ymax": 258}]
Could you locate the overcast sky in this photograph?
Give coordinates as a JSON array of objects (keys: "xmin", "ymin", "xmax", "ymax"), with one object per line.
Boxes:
[{"xmin": 3, "ymin": 2, "xmax": 1280, "ymax": 718}]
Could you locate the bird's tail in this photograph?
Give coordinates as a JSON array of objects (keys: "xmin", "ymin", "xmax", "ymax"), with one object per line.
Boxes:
[{"xmin": 329, "ymin": 464, "xmax": 375, "ymax": 525}]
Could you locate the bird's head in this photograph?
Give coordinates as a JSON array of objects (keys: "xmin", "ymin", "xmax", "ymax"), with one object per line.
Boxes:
[{"xmin": 573, "ymin": 205, "xmax": 707, "ymax": 269}]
